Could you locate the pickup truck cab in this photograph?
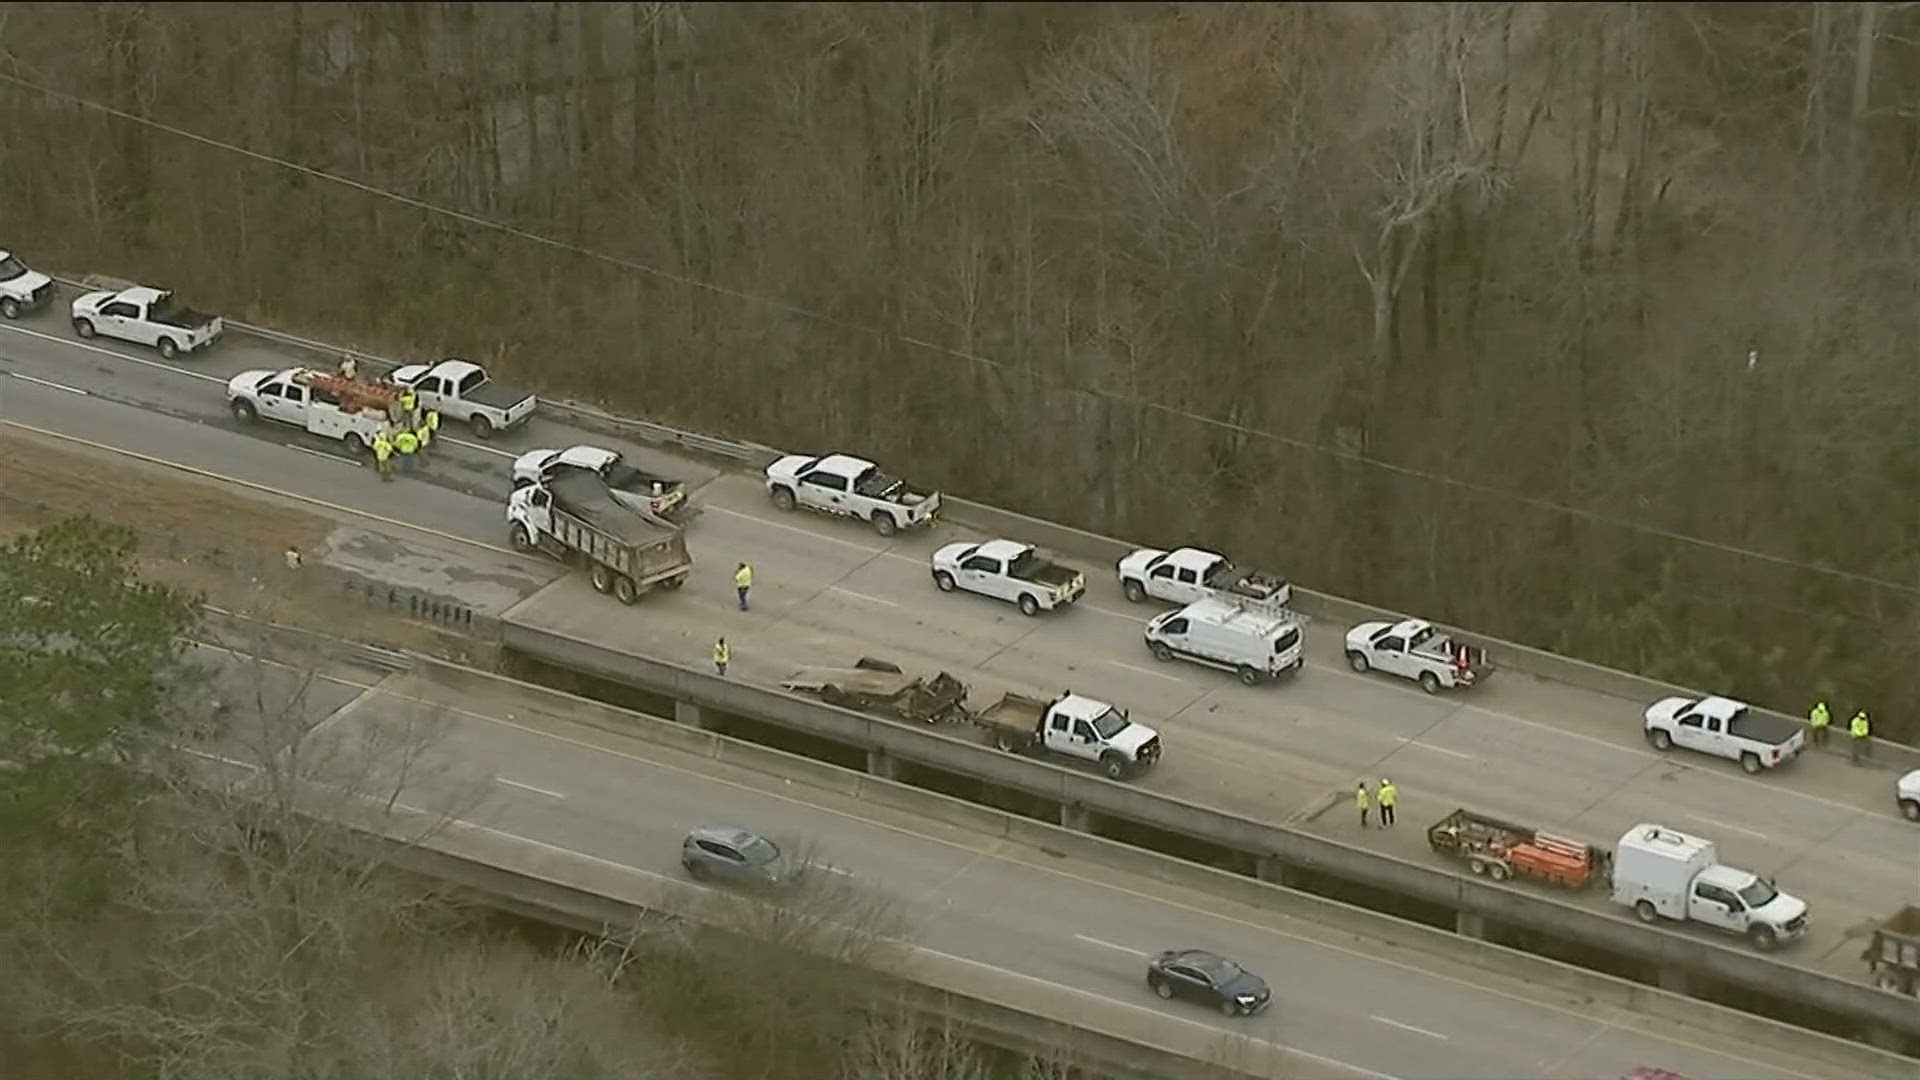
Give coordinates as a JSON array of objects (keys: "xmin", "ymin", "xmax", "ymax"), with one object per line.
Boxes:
[
  {"xmin": 1611, "ymin": 824, "xmax": 1808, "ymax": 951},
  {"xmin": 0, "ymin": 250, "xmax": 55, "ymax": 319},
  {"xmin": 1117, "ymin": 546, "xmax": 1291, "ymax": 608},
  {"xmin": 970, "ymin": 691, "xmax": 1161, "ymax": 779},
  {"xmin": 389, "ymin": 358, "xmax": 536, "ymax": 438},
  {"xmin": 1344, "ymin": 618, "xmax": 1490, "ymax": 694},
  {"xmin": 1899, "ymin": 770, "xmax": 1920, "ymax": 822},
  {"xmin": 71, "ymin": 284, "xmax": 223, "ymax": 358},
  {"xmin": 1643, "ymin": 696, "xmax": 1804, "ymax": 774},
  {"xmin": 764, "ymin": 452, "xmax": 941, "ymax": 536},
  {"xmin": 931, "ymin": 539, "xmax": 1084, "ymax": 616},
  {"xmin": 513, "ymin": 445, "xmax": 689, "ymax": 521}
]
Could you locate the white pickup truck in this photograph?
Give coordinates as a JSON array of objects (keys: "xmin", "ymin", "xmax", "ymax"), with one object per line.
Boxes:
[
  {"xmin": 71, "ymin": 284, "xmax": 223, "ymax": 358},
  {"xmin": 1344, "ymin": 618, "xmax": 1490, "ymax": 694},
  {"xmin": 1643, "ymin": 695, "xmax": 1805, "ymax": 774},
  {"xmin": 389, "ymin": 358, "xmax": 536, "ymax": 438},
  {"xmin": 227, "ymin": 368, "xmax": 398, "ymax": 454},
  {"xmin": 1117, "ymin": 546, "xmax": 1291, "ymax": 608},
  {"xmin": 967, "ymin": 691, "xmax": 1162, "ymax": 780},
  {"xmin": 0, "ymin": 250, "xmax": 55, "ymax": 320},
  {"xmin": 764, "ymin": 452, "xmax": 941, "ymax": 536},
  {"xmin": 931, "ymin": 539, "xmax": 1085, "ymax": 617}
]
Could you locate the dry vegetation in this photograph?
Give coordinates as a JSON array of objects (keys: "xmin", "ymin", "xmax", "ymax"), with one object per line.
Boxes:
[{"xmin": 2, "ymin": 2, "xmax": 1918, "ymax": 734}]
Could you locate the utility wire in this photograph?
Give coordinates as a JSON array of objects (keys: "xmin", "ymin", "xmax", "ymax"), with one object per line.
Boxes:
[{"xmin": 4, "ymin": 70, "xmax": 1917, "ymax": 602}]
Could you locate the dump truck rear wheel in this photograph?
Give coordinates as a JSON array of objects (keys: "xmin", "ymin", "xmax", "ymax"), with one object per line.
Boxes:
[
  {"xmin": 613, "ymin": 575, "xmax": 640, "ymax": 605},
  {"xmin": 590, "ymin": 564, "xmax": 614, "ymax": 593}
]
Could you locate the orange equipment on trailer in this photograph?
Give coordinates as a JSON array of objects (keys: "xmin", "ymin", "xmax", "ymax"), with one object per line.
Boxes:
[{"xmin": 1426, "ymin": 807, "xmax": 1612, "ymax": 890}]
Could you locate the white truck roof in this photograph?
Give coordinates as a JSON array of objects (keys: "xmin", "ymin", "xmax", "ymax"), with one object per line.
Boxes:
[
  {"xmin": 1176, "ymin": 595, "xmax": 1295, "ymax": 635},
  {"xmin": 1686, "ymin": 696, "xmax": 1750, "ymax": 721},
  {"xmin": 974, "ymin": 539, "xmax": 1034, "ymax": 563},
  {"xmin": 812, "ymin": 453, "xmax": 877, "ymax": 477},
  {"xmin": 115, "ymin": 286, "xmax": 166, "ymax": 305},
  {"xmin": 1054, "ymin": 693, "xmax": 1118, "ymax": 722},
  {"xmin": 1161, "ymin": 547, "xmax": 1225, "ymax": 569},
  {"xmin": 1617, "ymin": 824, "xmax": 1716, "ymax": 867}
]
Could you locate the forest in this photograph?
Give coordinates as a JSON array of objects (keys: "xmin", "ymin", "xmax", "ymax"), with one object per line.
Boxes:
[{"xmin": 3, "ymin": 2, "xmax": 1918, "ymax": 738}]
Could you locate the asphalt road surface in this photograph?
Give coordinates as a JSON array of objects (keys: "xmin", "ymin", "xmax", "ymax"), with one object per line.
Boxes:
[{"xmin": 3, "ymin": 308, "xmax": 1915, "ymax": 992}]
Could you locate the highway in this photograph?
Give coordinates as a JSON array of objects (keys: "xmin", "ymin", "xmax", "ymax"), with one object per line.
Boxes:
[
  {"xmin": 3, "ymin": 306, "xmax": 1915, "ymax": 992},
  {"xmin": 237, "ymin": 649, "xmax": 1874, "ymax": 1080}
]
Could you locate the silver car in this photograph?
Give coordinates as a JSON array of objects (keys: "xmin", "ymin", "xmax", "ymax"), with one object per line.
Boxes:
[{"xmin": 680, "ymin": 824, "xmax": 795, "ymax": 889}]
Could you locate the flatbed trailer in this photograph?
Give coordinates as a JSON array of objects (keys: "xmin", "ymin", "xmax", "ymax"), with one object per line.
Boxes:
[
  {"xmin": 1862, "ymin": 904, "xmax": 1920, "ymax": 995},
  {"xmin": 1426, "ymin": 807, "xmax": 1611, "ymax": 890},
  {"xmin": 780, "ymin": 657, "xmax": 970, "ymax": 724}
]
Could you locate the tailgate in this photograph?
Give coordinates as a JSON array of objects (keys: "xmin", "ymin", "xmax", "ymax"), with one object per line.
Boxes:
[{"xmin": 503, "ymin": 395, "xmax": 537, "ymax": 427}]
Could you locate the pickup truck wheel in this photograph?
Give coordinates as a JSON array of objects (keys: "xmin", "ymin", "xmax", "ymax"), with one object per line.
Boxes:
[
  {"xmin": 1749, "ymin": 925, "xmax": 1778, "ymax": 951},
  {"xmin": 1648, "ymin": 729, "xmax": 1673, "ymax": 751},
  {"xmin": 509, "ymin": 523, "xmax": 535, "ymax": 553},
  {"xmin": 589, "ymin": 564, "xmax": 614, "ymax": 594},
  {"xmin": 1634, "ymin": 900, "xmax": 1659, "ymax": 923},
  {"xmin": 0, "ymin": 298, "xmax": 19, "ymax": 320},
  {"xmin": 613, "ymin": 575, "xmax": 641, "ymax": 605},
  {"xmin": 1237, "ymin": 665, "xmax": 1262, "ymax": 687},
  {"xmin": 770, "ymin": 487, "xmax": 797, "ymax": 512},
  {"xmin": 469, "ymin": 415, "xmax": 495, "ymax": 439},
  {"xmin": 231, "ymin": 399, "xmax": 258, "ymax": 422},
  {"xmin": 1902, "ymin": 799, "xmax": 1920, "ymax": 822},
  {"xmin": 1418, "ymin": 671, "xmax": 1441, "ymax": 695},
  {"xmin": 157, "ymin": 337, "xmax": 181, "ymax": 360},
  {"xmin": 1347, "ymin": 650, "xmax": 1370, "ymax": 673},
  {"xmin": 1150, "ymin": 642, "xmax": 1175, "ymax": 663},
  {"xmin": 871, "ymin": 512, "xmax": 898, "ymax": 537},
  {"xmin": 934, "ymin": 571, "xmax": 956, "ymax": 592},
  {"xmin": 1739, "ymin": 752, "xmax": 1763, "ymax": 774},
  {"xmin": 1123, "ymin": 579, "xmax": 1147, "ymax": 603},
  {"xmin": 1017, "ymin": 594, "xmax": 1041, "ymax": 617},
  {"xmin": 1101, "ymin": 752, "xmax": 1128, "ymax": 780},
  {"xmin": 73, "ymin": 317, "xmax": 96, "ymax": 338}
]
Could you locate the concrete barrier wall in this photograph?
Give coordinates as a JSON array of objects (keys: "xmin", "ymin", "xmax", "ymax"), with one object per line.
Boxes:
[
  {"xmin": 491, "ymin": 625, "xmax": 1920, "ymax": 1043},
  {"xmin": 409, "ymin": 655, "xmax": 1915, "ymax": 1079}
]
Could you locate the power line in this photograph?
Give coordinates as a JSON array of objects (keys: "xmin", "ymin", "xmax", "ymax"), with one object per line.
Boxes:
[{"xmin": 5, "ymin": 70, "xmax": 1916, "ymax": 601}]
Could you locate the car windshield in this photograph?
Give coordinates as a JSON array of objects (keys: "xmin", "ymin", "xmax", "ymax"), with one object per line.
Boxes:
[
  {"xmin": 1090, "ymin": 708, "xmax": 1129, "ymax": 739},
  {"xmin": 0, "ymin": 256, "xmax": 26, "ymax": 281},
  {"xmin": 739, "ymin": 836, "xmax": 781, "ymax": 865},
  {"xmin": 1736, "ymin": 879, "xmax": 1778, "ymax": 909}
]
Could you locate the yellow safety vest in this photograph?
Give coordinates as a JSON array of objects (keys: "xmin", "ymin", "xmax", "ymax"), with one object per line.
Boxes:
[
  {"xmin": 394, "ymin": 430, "xmax": 419, "ymax": 454},
  {"xmin": 734, "ymin": 565, "xmax": 753, "ymax": 589},
  {"xmin": 426, "ymin": 409, "xmax": 440, "ymax": 432},
  {"xmin": 1850, "ymin": 712, "xmax": 1870, "ymax": 738},
  {"xmin": 1378, "ymin": 782, "xmax": 1397, "ymax": 808},
  {"xmin": 415, "ymin": 420, "xmax": 431, "ymax": 447},
  {"xmin": 1809, "ymin": 702, "xmax": 1829, "ymax": 729},
  {"xmin": 398, "ymin": 390, "xmax": 417, "ymax": 414},
  {"xmin": 712, "ymin": 641, "xmax": 730, "ymax": 666},
  {"xmin": 372, "ymin": 434, "xmax": 392, "ymax": 460},
  {"xmin": 1355, "ymin": 787, "xmax": 1370, "ymax": 810}
]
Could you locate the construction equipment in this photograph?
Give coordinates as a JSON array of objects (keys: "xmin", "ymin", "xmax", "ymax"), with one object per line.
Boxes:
[
  {"xmin": 1862, "ymin": 905, "xmax": 1920, "ymax": 995},
  {"xmin": 293, "ymin": 368, "xmax": 405, "ymax": 416},
  {"xmin": 1426, "ymin": 808, "xmax": 1611, "ymax": 890},
  {"xmin": 780, "ymin": 657, "xmax": 970, "ymax": 724}
]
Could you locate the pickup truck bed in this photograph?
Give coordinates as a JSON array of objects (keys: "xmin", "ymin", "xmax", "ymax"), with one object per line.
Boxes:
[
  {"xmin": 972, "ymin": 692, "xmax": 1049, "ymax": 733},
  {"xmin": 1728, "ymin": 712, "xmax": 1803, "ymax": 745},
  {"xmin": 464, "ymin": 380, "xmax": 532, "ymax": 410},
  {"xmin": 155, "ymin": 305, "xmax": 215, "ymax": 330},
  {"xmin": 1012, "ymin": 561, "xmax": 1079, "ymax": 590}
]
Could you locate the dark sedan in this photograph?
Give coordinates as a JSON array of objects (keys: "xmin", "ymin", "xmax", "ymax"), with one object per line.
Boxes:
[{"xmin": 1146, "ymin": 948, "xmax": 1272, "ymax": 1017}]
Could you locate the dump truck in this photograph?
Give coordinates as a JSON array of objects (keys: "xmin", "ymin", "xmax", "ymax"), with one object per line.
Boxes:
[
  {"xmin": 1426, "ymin": 808, "xmax": 1612, "ymax": 890},
  {"xmin": 506, "ymin": 471, "xmax": 690, "ymax": 604},
  {"xmin": 780, "ymin": 657, "xmax": 970, "ymax": 725},
  {"xmin": 966, "ymin": 691, "xmax": 1160, "ymax": 780},
  {"xmin": 1862, "ymin": 905, "xmax": 1920, "ymax": 996}
]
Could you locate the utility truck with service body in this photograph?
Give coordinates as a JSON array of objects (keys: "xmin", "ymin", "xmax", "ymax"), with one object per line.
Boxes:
[
  {"xmin": 0, "ymin": 249, "xmax": 54, "ymax": 319},
  {"xmin": 390, "ymin": 358, "xmax": 536, "ymax": 438},
  {"xmin": 931, "ymin": 539, "xmax": 1085, "ymax": 616},
  {"xmin": 1609, "ymin": 824, "xmax": 1808, "ymax": 951},
  {"xmin": 1144, "ymin": 596, "xmax": 1304, "ymax": 685},
  {"xmin": 763, "ymin": 453, "xmax": 941, "ymax": 536},
  {"xmin": 70, "ymin": 284, "xmax": 223, "ymax": 358},
  {"xmin": 1117, "ymin": 546, "xmax": 1292, "ymax": 608},
  {"xmin": 1642, "ymin": 695, "xmax": 1804, "ymax": 774},
  {"xmin": 507, "ymin": 472, "xmax": 690, "ymax": 604},
  {"xmin": 967, "ymin": 691, "xmax": 1160, "ymax": 779},
  {"xmin": 513, "ymin": 445, "xmax": 691, "ymax": 522},
  {"xmin": 1344, "ymin": 618, "xmax": 1490, "ymax": 693},
  {"xmin": 780, "ymin": 657, "xmax": 970, "ymax": 725},
  {"xmin": 227, "ymin": 367, "xmax": 401, "ymax": 453}
]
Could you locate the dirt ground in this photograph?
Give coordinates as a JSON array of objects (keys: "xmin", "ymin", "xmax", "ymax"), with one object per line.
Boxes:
[{"xmin": 2, "ymin": 431, "xmax": 473, "ymax": 658}]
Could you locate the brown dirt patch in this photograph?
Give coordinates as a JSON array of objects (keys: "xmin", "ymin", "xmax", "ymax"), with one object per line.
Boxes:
[{"xmin": 1, "ymin": 431, "xmax": 476, "ymax": 659}]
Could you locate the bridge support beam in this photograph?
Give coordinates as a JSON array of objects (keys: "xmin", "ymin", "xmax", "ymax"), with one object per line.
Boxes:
[
  {"xmin": 1254, "ymin": 855, "xmax": 1296, "ymax": 889},
  {"xmin": 674, "ymin": 700, "xmax": 705, "ymax": 729},
  {"xmin": 866, "ymin": 748, "xmax": 898, "ymax": 780},
  {"xmin": 1456, "ymin": 910, "xmax": 1487, "ymax": 939},
  {"xmin": 1657, "ymin": 965, "xmax": 1689, "ymax": 995},
  {"xmin": 1060, "ymin": 802, "xmax": 1092, "ymax": 833}
]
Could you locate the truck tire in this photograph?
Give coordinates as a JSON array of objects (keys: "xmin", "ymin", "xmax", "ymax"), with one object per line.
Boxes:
[
  {"xmin": 589, "ymin": 564, "xmax": 614, "ymax": 594},
  {"xmin": 157, "ymin": 337, "xmax": 181, "ymax": 359},
  {"xmin": 993, "ymin": 730, "xmax": 1023, "ymax": 753},
  {"xmin": 934, "ymin": 571, "xmax": 957, "ymax": 592},
  {"xmin": 1347, "ymin": 650, "xmax": 1370, "ymax": 673},
  {"xmin": 871, "ymin": 511, "xmax": 898, "ymax": 537},
  {"xmin": 1739, "ymin": 751, "xmax": 1763, "ymax": 775},
  {"xmin": 0, "ymin": 297, "xmax": 19, "ymax": 320},
  {"xmin": 231, "ymin": 399, "xmax": 258, "ymax": 422},
  {"xmin": 1017, "ymin": 594, "xmax": 1041, "ymax": 617},
  {"xmin": 1150, "ymin": 642, "xmax": 1175, "ymax": 662},
  {"xmin": 1749, "ymin": 925, "xmax": 1778, "ymax": 951},
  {"xmin": 1418, "ymin": 671, "xmax": 1441, "ymax": 695},
  {"xmin": 509, "ymin": 523, "xmax": 535, "ymax": 553},
  {"xmin": 469, "ymin": 414, "xmax": 495, "ymax": 439},
  {"xmin": 1648, "ymin": 729, "xmax": 1673, "ymax": 751},
  {"xmin": 343, "ymin": 432, "xmax": 369, "ymax": 456},
  {"xmin": 1634, "ymin": 900, "xmax": 1659, "ymax": 923},
  {"xmin": 1237, "ymin": 665, "xmax": 1262, "ymax": 687},
  {"xmin": 1902, "ymin": 799, "xmax": 1920, "ymax": 822},
  {"xmin": 770, "ymin": 486, "xmax": 797, "ymax": 512},
  {"xmin": 1101, "ymin": 752, "xmax": 1129, "ymax": 780},
  {"xmin": 613, "ymin": 574, "xmax": 640, "ymax": 605},
  {"xmin": 1123, "ymin": 579, "xmax": 1147, "ymax": 603},
  {"xmin": 73, "ymin": 317, "xmax": 96, "ymax": 338},
  {"xmin": 1487, "ymin": 862, "xmax": 1512, "ymax": 882}
]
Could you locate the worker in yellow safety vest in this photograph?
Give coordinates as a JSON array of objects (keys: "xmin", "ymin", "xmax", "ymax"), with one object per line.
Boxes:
[
  {"xmin": 394, "ymin": 428, "xmax": 419, "ymax": 474},
  {"xmin": 397, "ymin": 388, "xmax": 417, "ymax": 416},
  {"xmin": 1377, "ymin": 778, "xmax": 1398, "ymax": 828},
  {"xmin": 1355, "ymin": 782, "xmax": 1371, "ymax": 829},
  {"xmin": 426, "ymin": 407, "xmax": 441, "ymax": 442},
  {"xmin": 372, "ymin": 430, "xmax": 394, "ymax": 481},
  {"xmin": 712, "ymin": 637, "xmax": 730, "ymax": 677},
  {"xmin": 413, "ymin": 411, "xmax": 433, "ymax": 464},
  {"xmin": 1849, "ymin": 709, "xmax": 1871, "ymax": 764},
  {"xmin": 734, "ymin": 562, "xmax": 754, "ymax": 611},
  {"xmin": 1808, "ymin": 700, "xmax": 1830, "ymax": 748}
]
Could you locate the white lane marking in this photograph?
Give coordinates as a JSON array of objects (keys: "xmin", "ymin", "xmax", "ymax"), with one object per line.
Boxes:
[
  {"xmin": 829, "ymin": 586, "xmax": 898, "ymax": 607},
  {"xmin": 1370, "ymin": 1015, "xmax": 1448, "ymax": 1040},
  {"xmin": 706, "ymin": 504, "xmax": 901, "ymax": 557},
  {"xmin": 1405, "ymin": 740, "xmax": 1474, "ymax": 761},
  {"xmin": 495, "ymin": 776, "xmax": 566, "ymax": 799},
  {"xmin": 0, "ymin": 322, "xmax": 226, "ymax": 383},
  {"xmin": 285, "ymin": 443, "xmax": 360, "ymax": 466},
  {"xmin": 8, "ymin": 371, "xmax": 91, "ymax": 396},
  {"xmin": 1107, "ymin": 660, "xmax": 1188, "ymax": 684},
  {"xmin": 1073, "ymin": 934, "xmax": 1149, "ymax": 958},
  {"xmin": 444, "ymin": 436, "xmax": 513, "ymax": 459},
  {"xmin": 819, "ymin": 863, "xmax": 854, "ymax": 877},
  {"xmin": 1686, "ymin": 814, "xmax": 1769, "ymax": 840},
  {"xmin": 1085, "ymin": 603, "xmax": 1148, "ymax": 623}
]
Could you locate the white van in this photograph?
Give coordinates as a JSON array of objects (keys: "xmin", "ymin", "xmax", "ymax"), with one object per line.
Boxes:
[{"xmin": 1143, "ymin": 597, "xmax": 1305, "ymax": 686}]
